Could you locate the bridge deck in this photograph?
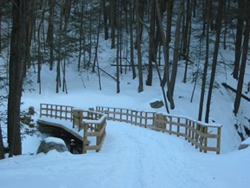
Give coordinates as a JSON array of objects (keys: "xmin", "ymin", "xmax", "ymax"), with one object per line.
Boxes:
[{"xmin": 37, "ymin": 119, "xmax": 83, "ymax": 141}]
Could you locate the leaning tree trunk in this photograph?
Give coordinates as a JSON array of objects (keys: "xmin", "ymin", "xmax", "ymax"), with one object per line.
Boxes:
[{"xmin": 8, "ymin": 0, "xmax": 29, "ymax": 157}]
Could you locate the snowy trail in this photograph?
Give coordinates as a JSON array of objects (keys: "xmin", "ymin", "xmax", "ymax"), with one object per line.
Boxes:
[
  {"xmin": 0, "ymin": 120, "xmax": 249, "ymax": 188},
  {"xmin": 100, "ymin": 121, "xmax": 213, "ymax": 188}
]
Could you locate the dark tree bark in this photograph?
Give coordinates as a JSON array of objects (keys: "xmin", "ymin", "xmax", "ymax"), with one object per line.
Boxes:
[
  {"xmin": 232, "ymin": 0, "xmax": 245, "ymax": 79},
  {"xmin": 146, "ymin": 0, "xmax": 156, "ymax": 86},
  {"xmin": 205, "ymin": 0, "xmax": 224, "ymax": 123},
  {"xmin": 110, "ymin": 0, "xmax": 116, "ymax": 49},
  {"xmin": 234, "ymin": 0, "xmax": 250, "ymax": 115},
  {"xmin": 8, "ymin": 0, "xmax": 29, "ymax": 157},
  {"xmin": 0, "ymin": 8, "xmax": 2, "ymax": 53},
  {"xmin": 167, "ymin": 0, "xmax": 185, "ymax": 110},
  {"xmin": 56, "ymin": 0, "xmax": 64, "ymax": 93},
  {"xmin": 183, "ymin": 0, "xmax": 192, "ymax": 83},
  {"xmin": 129, "ymin": 0, "xmax": 136, "ymax": 79},
  {"xmin": 102, "ymin": 0, "xmax": 109, "ymax": 40},
  {"xmin": 24, "ymin": 0, "xmax": 34, "ymax": 74},
  {"xmin": 78, "ymin": 1, "xmax": 85, "ymax": 71},
  {"xmin": 198, "ymin": 0, "xmax": 211, "ymax": 121},
  {"xmin": 47, "ymin": 0, "xmax": 55, "ymax": 71},
  {"xmin": 136, "ymin": 0, "xmax": 143, "ymax": 93},
  {"xmin": 0, "ymin": 123, "xmax": 5, "ymax": 159},
  {"xmin": 161, "ymin": 0, "xmax": 173, "ymax": 87}
]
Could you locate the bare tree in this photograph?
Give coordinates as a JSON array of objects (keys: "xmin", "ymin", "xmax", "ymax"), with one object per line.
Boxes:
[
  {"xmin": 8, "ymin": 0, "xmax": 30, "ymax": 157},
  {"xmin": 198, "ymin": 0, "xmax": 211, "ymax": 121},
  {"xmin": 129, "ymin": 0, "xmax": 136, "ymax": 79},
  {"xmin": 47, "ymin": 0, "xmax": 55, "ymax": 71},
  {"xmin": 146, "ymin": 0, "xmax": 156, "ymax": 86},
  {"xmin": 167, "ymin": 0, "xmax": 185, "ymax": 110},
  {"xmin": 0, "ymin": 122, "xmax": 4, "ymax": 159},
  {"xmin": 234, "ymin": 0, "xmax": 250, "ymax": 115},
  {"xmin": 136, "ymin": 0, "xmax": 143, "ymax": 93},
  {"xmin": 205, "ymin": 0, "xmax": 224, "ymax": 123},
  {"xmin": 232, "ymin": 0, "xmax": 245, "ymax": 79}
]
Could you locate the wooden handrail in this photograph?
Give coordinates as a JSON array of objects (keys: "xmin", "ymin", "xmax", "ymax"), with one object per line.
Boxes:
[{"xmin": 96, "ymin": 106, "xmax": 222, "ymax": 154}]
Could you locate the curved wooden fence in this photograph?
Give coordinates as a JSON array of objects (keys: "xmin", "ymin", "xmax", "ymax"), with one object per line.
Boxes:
[{"xmin": 96, "ymin": 106, "xmax": 221, "ymax": 154}]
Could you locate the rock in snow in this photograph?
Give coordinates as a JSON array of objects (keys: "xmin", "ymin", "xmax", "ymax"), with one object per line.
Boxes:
[{"xmin": 37, "ymin": 137, "xmax": 68, "ymax": 154}]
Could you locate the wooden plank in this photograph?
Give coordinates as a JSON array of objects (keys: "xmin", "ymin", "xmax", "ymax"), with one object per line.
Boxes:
[{"xmin": 37, "ymin": 119, "xmax": 83, "ymax": 141}]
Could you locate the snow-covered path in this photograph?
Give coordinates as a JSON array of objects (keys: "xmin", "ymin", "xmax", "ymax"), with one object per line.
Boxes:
[{"xmin": 1, "ymin": 120, "xmax": 248, "ymax": 188}]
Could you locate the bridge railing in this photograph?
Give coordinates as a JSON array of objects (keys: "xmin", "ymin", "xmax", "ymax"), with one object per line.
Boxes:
[
  {"xmin": 72, "ymin": 109, "xmax": 106, "ymax": 153},
  {"xmin": 40, "ymin": 103, "xmax": 106, "ymax": 154},
  {"xmin": 40, "ymin": 103, "xmax": 73, "ymax": 121},
  {"xmin": 96, "ymin": 106, "xmax": 221, "ymax": 154}
]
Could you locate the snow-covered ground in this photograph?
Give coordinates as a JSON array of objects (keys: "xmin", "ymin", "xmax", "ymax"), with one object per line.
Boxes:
[
  {"xmin": 0, "ymin": 53, "xmax": 249, "ymax": 187},
  {"xmin": 0, "ymin": 120, "xmax": 249, "ymax": 188},
  {"xmin": 0, "ymin": 24, "xmax": 249, "ymax": 187}
]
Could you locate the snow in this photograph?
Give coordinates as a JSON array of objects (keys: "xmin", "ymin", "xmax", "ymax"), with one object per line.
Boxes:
[
  {"xmin": 1, "ymin": 20, "xmax": 250, "ymax": 188},
  {"xmin": 44, "ymin": 137, "xmax": 66, "ymax": 145},
  {"xmin": 0, "ymin": 59, "xmax": 249, "ymax": 187},
  {"xmin": 0, "ymin": 120, "xmax": 249, "ymax": 188}
]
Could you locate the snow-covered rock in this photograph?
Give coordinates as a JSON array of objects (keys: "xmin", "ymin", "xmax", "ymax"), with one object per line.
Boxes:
[
  {"xmin": 238, "ymin": 137, "xmax": 250, "ymax": 150},
  {"xmin": 37, "ymin": 137, "xmax": 68, "ymax": 154}
]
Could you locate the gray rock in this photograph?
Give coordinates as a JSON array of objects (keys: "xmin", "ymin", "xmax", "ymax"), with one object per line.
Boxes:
[
  {"xmin": 238, "ymin": 144, "xmax": 249, "ymax": 150},
  {"xmin": 37, "ymin": 137, "xmax": 68, "ymax": 154},
  {"xmin": 150, "ymin": 100, "xmax": 164, "ymax": 109}
]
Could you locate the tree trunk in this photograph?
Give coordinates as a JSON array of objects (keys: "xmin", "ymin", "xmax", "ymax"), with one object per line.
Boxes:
[
  {"xmin": 198, "ymin": 0, "xmax": 210, "ymax": 121},
  {"xmin": 205, "ymin": 0, "xmax": 224, "ymax": 123},
  {"xmin": 0, "ymin": 9, "xmax": 1, "ymax": 53},
  {"xmin": 8, "ymin": 0, "xmax": 29, "ymax": 157},
  {"xmin": 146, "ymin": 0, "xmax": 156, "ymax": 86},
  {"xmin": 232, "ymin": 0, "xmax": 244, "ymax": 79},
  {"xmin": 0, "ymin": 123, "xmax": 5, "ymax": 159},
  {"xmin": 234, "ymin": 0, "xmax": 250, "ymax": 115},
  {"xmin": 110, "ymin": 0, "xmax": 116, "ymax": 49},
  {"xmin": 78, "ymin": 1, "xmax": 84, "ymax": 71},
  {"xmin": 183, "ymin": 0, "xmax": 192, "ymax": 83},
  {"xmin": 156, "ymin": 0, "xmax": 170, "ymax": 88},
  {"xmin": 167, "ymin": 0, "xmax": 185, "ymax": 110},
  {"xmin": 56, "ymin": 0, "xmax": 64, "ymax": 93},
  {"xmin": 136, "ymin": 0, "xmax": 143, "ymax": 93},
  {"xmin": 47, "ymin": 0, "xmax": 55, "ymax": 71},
  {"xmin": 102, "ymin": 0, "xmax": 109, "ymax": 40},
  {"xmin": 129, "ymin": 0, "xmax": 136, "ymax": 79}
]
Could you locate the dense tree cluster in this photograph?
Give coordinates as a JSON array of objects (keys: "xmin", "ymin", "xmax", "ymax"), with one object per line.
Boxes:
[{"xmin": 0, "ymin": 0, "xmax": 249, "ymax": 158}]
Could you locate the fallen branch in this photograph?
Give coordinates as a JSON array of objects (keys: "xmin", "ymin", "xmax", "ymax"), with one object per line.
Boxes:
[{"xmin": 222, "ymin": 83, "xmax": 250, "ymax": 102}]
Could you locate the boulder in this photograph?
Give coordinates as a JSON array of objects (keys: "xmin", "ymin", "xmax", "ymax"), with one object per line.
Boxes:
[
  {"xmin": 37, "ymin": 137, "xmax": 68, "ymax": 154},
  {"xmin": 150, "ymin": 100, "xmax": 164, "ymax": 109},
  {"xmin": 238, "ymin": 138, "xmax": 250, "ymax": 150}
]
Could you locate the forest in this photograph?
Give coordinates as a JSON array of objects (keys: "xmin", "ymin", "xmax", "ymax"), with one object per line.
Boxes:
[{"xmin": 0, "ymin": 0, "xmax": 249, "ymax": 158}]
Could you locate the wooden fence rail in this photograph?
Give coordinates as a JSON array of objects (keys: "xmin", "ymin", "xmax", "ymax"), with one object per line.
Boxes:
[
  {"xmin": 39, "ymin": 104, "xmax": 106, "ymax": 154},
  {"xmin": 96, "ymin": 106, "xmax": 221, "ymax": 154},
  {"xmin": 40, "ymin": 103, "xmax": 73, "ymax": 121}
]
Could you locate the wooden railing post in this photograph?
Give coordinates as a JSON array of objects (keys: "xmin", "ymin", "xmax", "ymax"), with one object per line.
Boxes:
[{"xmin": 217, "ymin": 127, "xmax": 221, "ymax": 154}]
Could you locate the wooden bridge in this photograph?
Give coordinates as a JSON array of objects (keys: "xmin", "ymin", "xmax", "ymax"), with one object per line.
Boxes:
[
  {"xmin": 37, "ymin": 104, "xmax": 106, "ymax": 153},
  {"xmin": 37, "ymin": 103, "xmax": 222, "ymax": 154}
]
